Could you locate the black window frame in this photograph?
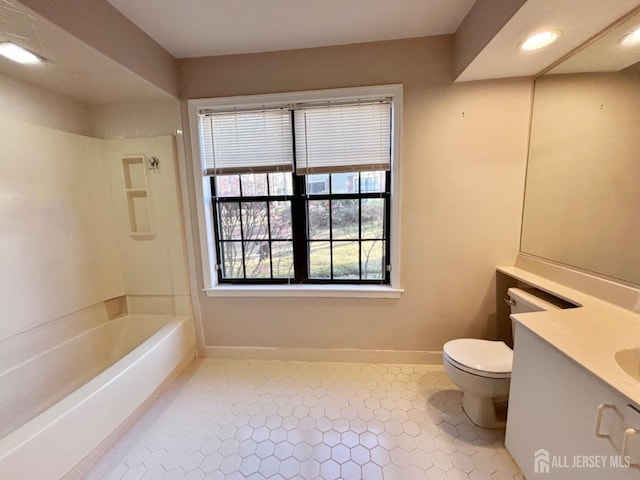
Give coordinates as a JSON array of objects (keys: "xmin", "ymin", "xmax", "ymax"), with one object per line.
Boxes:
[{"xmin": 210, "ymin": 170, "xmax": 391, "ymax": 285}]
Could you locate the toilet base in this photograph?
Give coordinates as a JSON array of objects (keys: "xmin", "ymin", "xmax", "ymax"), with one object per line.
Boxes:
[{"xmin": 461, "ymin": 392, "xmax": 507, "ymax": 429}]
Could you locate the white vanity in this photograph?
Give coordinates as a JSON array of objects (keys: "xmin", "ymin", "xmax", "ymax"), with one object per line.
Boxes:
[{"xmin": 499, "ymin": 258, "xmax": 640, "ymax": 479}]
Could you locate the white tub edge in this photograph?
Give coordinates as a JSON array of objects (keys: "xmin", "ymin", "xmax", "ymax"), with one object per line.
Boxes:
[
  {"xmin": 61, "ymin": 348, "xmax": 195, "ymax": 480},
  {"xmin": 0, "ymin": 315, "xmax": 196, "ymax": 480}
]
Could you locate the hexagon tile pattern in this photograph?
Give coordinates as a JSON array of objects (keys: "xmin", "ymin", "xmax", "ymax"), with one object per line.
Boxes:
[{"xmin": 84, "ymin": 359, "xmax": 523, "ymax": 480}]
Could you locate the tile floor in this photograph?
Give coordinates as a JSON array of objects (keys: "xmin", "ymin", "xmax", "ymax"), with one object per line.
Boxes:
[{"xmin": 84, "ymin": 359, "xmax": 523, "ymax": 480}]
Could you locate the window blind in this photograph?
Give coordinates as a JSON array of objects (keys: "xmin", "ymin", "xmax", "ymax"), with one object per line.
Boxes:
[
  {"xmin": 199, "ymin": 109, "xmax": 294, "ymax": 175},
  {"xmin": 294, "ymin": 100, "xmax": 392, "ymax": 174}
]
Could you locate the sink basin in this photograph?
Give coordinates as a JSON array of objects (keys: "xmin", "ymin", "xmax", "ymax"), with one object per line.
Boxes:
[{"xmin": 615, "ymin": 348, "xmax": 640, "ymax": 381}]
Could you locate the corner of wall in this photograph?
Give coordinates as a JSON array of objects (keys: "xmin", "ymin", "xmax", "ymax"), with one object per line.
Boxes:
[{"xmin": 453, "ymin": 0, "xmax": 527, "ymax": 80}]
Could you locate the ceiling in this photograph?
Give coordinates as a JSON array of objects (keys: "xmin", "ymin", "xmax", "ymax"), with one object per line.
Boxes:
[
  {"xmin": 105, "ymin": 0, "xmax": 640, "ymax": 79},
  {"xmin": 105, "ymin": 0, "xmax": 476, "ymax": 58},
  {"xmin": 0, "ymin": 0, "xmax": 172, "ymax": 104},
  {"xmin": 457, "ymin": 0, "xmax": 640, "ymax": 81},
  {"xmin": 2, "ymin": 0, "xmax": 640, "ymax": 105},
  {"xmin": 549, "ymin": 9, "xmax": 640, "ymax": 74}
]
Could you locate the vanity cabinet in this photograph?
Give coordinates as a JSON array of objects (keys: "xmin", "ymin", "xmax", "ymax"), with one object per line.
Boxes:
[{"xmin": 506, "ymin": 324, "xmax": 640, "ymax": 479}]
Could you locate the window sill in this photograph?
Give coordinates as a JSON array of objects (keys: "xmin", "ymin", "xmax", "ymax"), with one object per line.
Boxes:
[{"xmin": 203, "ymin": 284, "xmax": 404, "ymax": 298}]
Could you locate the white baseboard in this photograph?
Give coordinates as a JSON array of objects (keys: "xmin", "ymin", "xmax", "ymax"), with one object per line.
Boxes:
[{"xmin": 204, "ymin": 346, "xmax": 443, "ymax": 365}]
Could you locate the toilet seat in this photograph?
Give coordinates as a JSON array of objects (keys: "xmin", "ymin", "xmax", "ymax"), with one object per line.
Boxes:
[{"xmin": 443, "ymin": 339, "xmax": 512, "ymax": 379}]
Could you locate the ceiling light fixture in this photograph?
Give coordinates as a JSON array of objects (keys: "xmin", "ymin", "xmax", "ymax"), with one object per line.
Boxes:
[
  {"xmin": 520, "ymin": 31, "xmax": 560, "ymax": 51},
  {"xmin": 621, "ymin": 28, "xmax": 640, "ymax": 46},
  {"xmin": 0, "ymin": 42, "xmax": 43, "ymax": 64}
]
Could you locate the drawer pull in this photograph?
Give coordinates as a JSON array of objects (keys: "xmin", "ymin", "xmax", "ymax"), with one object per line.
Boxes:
[
  {"xmin": 503, "ymin": 297, "xmax": 516, "ymax": 306},
  {"xmin": 595, "ymin": 403, "xmax": 619, "ymax": 437},
  {"xmin": 622, "ymin": 428, "xmax": 640, "ymax": 469}
]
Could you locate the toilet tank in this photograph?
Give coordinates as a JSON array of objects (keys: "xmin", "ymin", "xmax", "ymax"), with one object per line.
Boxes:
[{"xmin": 507, "ymin": 288, "xmax": 562, "ymax": 314}]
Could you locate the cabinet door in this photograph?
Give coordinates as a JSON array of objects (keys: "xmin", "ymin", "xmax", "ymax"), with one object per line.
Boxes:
[{"xmin": 505, "ymin": 325, "xmax": 639, "ymax": 479}]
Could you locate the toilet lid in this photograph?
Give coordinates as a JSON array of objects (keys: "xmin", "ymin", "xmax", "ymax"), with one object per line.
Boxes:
[{"xmin": 443, "ymin": 339, "xmax": 512, "ymax": 378}]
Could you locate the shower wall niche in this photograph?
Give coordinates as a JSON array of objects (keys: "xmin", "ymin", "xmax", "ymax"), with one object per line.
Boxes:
[{"xmin": 122, "ymin": 156, "xmax": 153, "ymax": 238}]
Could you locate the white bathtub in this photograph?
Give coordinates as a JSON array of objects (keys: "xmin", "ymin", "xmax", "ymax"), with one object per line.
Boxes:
[{"xmin": 0, "ymin": 314, "xmax": 195, "ymax": 480}]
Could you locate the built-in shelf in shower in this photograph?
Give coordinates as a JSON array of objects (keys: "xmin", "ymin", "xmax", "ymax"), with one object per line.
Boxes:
[{"xmin": 122, "ymin": 156, "xmax": 153, "ymax": 239}]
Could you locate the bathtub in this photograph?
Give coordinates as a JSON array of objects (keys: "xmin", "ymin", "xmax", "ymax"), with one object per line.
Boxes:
[{"xmin": 0, "ymin": 314, "xmax": 195, "ymax": 480}]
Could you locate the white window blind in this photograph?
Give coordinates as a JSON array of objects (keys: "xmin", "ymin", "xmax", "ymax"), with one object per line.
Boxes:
[
  {"xmin": 199, "ymin": 109, "xmax": 294, "ymax": 175},
  {"xmin": 294, "ymin": 100, "xmax": 392, "ymax": 174}
]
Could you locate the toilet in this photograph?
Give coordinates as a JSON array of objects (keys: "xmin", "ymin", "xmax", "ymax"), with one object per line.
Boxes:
[{"xmin": 442, "ymin": 288, "xmax": 561, "ymax": 428}]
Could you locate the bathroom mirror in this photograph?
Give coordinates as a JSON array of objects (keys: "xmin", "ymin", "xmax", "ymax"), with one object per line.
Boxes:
[{"xmin": 520, "ymin": 11, "xmax": 640, "ymax": 286}]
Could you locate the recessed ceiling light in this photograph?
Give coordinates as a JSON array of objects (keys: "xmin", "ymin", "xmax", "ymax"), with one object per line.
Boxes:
[
  {"xmin": 521, "ymin": 31, "xmax": 560, "ymax": 51},
  {"xmin": 0, "ymin": 42, "xmax": 44, "ymax": 64},
  {"xmin": 621, "ymin": 28, "xmax": 640, "ymax": 46}
]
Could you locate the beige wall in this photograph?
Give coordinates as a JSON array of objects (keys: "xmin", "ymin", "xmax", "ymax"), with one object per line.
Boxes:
[
  {"xmin": 0, "ymin": 73, "xmax": 91, "ymax": 136},
  {"xmin": 89, "ymin": 101, "xmax": 182, "ymax": 139},
  {"xmin": 179, "ymin": 36, "xmax": 532, "ymax": 353}
]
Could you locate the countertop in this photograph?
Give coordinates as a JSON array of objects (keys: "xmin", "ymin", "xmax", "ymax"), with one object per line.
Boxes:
[{"xmin": 498, "ymin": 265, "xmax": 640, "ymax": 406}]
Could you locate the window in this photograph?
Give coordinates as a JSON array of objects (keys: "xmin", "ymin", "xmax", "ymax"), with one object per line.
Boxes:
[
  {"xmin": 189, "ymin": 85, "xmax": 402, "ymax": 296},
  {"xmin": 304, "ymin": 171, "xmax": 389, "ymax": 282},
  {"xmin": 210, "ymin": 170, "xmax": 389, "ymax": 284},
  {"xmin": 212, "ymin": 172, "xmax": 295, "ymax": 281}
]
